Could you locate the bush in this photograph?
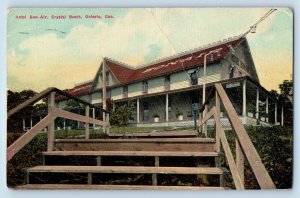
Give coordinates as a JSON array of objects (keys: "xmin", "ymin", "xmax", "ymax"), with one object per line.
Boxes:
[{"xmin": 223, "ymin": 126, "xmax": 292, "ymax": 189}]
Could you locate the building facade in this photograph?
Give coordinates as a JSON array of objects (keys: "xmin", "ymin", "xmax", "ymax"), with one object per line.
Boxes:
[{"xmin": 57, "ymin": 36, "xmax": 282, "ymax": 128}]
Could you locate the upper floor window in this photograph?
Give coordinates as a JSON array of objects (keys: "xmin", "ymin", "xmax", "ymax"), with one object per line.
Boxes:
[
  {"xmin": 165, "ymin": 75, "xmax": 170, "ymax": 91},
  {"xmin": 123, "ymin": 86, "xmax": 128, "ymax": 98},
  {"xmin": 190, "ymin": 71, "xmax": 198, "ymax": 85},
  {"xmin": 106, "ymin": 88, "xmax": 111, "ymax": 99},
  {"xmin": 142, "ymin": 81, "xmax": 148, "ymax": 94},
  {"xmin": 106, "ymin": 71, "xmax": 109, "ymax": 86}
]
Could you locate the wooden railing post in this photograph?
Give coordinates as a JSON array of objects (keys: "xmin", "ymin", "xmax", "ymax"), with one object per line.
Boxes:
[
  {"xmin": 236, "ymin": 138, "xmax": 244, "ymax": 184},
  {"xmin": 47, "ymin": 91, "xmax": 55, "ymax": 151},
  {"xmin": 85, "ymin": 105, "xmax": 90, "ymax": 139},
  {"xmin": 215, "ymin": 90, "xmax": 224, "ymax": 186}
]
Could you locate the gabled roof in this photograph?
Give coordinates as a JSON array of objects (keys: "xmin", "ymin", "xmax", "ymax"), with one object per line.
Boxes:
[
  {"xmin": 105, "ymin": 36, "xmax": 244, "ymax": 85},
  {"xmin": 58, "ymin": 36, "xmax": 245, "ymax": 100}
]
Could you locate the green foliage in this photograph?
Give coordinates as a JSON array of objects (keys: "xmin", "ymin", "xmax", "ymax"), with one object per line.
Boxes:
[
  {"xmin": 175, "ymin": 107, "xmax": 183, "ymax": 117},
  {"xmin": 110, "ymin": 101, "xmax": 135, "ymax": 127},
  {"xmin": 152, "ymin": 113, "xmax": 159, "ymax": 118},
  {"xmin": 223, "ymin": 126, "xmax": 292, "ymax": 189}
]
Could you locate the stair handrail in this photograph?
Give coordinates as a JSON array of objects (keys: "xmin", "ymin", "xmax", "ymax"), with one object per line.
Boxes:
[
  {"xmin": 7, "ymin": 87, "xmax": 109, "ymax": 118},
  {"xmin": 7, "ymin": 87, "xmax": 110, "ymax": 162},
  {"xmin": 198, "ymin": 83, "xmax": 275, "ymax": 189}
]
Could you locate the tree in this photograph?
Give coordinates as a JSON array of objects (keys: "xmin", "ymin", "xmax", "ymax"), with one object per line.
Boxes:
[{"xmin": 110, "ymin": 101, "xmax": 135, "ymax": 127}]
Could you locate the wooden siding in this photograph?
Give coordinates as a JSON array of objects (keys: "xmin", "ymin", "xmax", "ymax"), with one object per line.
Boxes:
[
  {"xmin": 198, "ymin": 63, "xmax": 222, "ymax": 84},
  {"xmin": 128, "ymin": 82, "xmax": 143, "ymax": 97},
  {"xmin": 148, "ymin": 77, "xmax": 165, "ymax": 94},
  {"xmin": 91, "ymin": 92, "xmax": 102, "ymax": 104},
  {"xmin": 111, "ymin": 86, "xmax": 123, "ymax": 100}
]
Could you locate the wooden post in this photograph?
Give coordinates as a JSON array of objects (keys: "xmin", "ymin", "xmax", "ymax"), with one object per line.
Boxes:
[
  {"xmin": 166, "ymin": 93, "xmax": 169, "ymax": 122},
  {"xmin": 266, "ymin": 97, "xmax": 269, "ymax": 123},
  {"xmin": 47, "ymin": 92, "xmax": 55, "ymax": 151},
  {"xmin": 242, "ymin": 80, "xmax": 246, "ymax": 116},
  {"xmin": 102, "ymin": 61, "xmax": 107, "ymax": 134},
  {"xmin": 152, "ymin": 156, "xmax": 159, "ymax": 185},
  {"xmin": 215, "ymin": 91, "xmax": 221, "ymax": 152},
  {"xmin": 256, "ymin": 88, "xmax": 259, "ymax": 120},
  {"xmin": 137, "ymin": 98, "xmax": 140, "ymax": 123},
  {"xmin": 85, "ymin": 105, "xmax": 90, "ymax": 139},
  {"xmin": 275, "ymin": 102, "xmax": 278, "ymax": 125},
  {"xmin": 281, "ymin": 105, "xmax": 284, "ymax": 126},
  {"xmin": 92, "ymin": 108, "xmax": 95, "ymax": 129},
  {"xmin": 96, "ymin": 156, "xmax": 101, "ymax": 166},
  {"xmin": 236, "ymin": 138, "xmax": 245, "ymax": 184},
  {"xmin": 215, "ymin": 90, "xmax": 223, "ymax": 186},
  {"xmin": 63, "ymin": 118, "xmax": 66, "ymax": 130}
]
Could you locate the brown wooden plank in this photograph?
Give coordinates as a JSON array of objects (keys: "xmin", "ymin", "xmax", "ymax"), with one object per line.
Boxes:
[
  {"xmin": 214, "ymin": 112, "xmax": 244, "ymax": 190},
  {"xmin": 54, "ymin": 137, "xmax": 215, "ymax": 143},
  {"xmin": 85, "ymin": 105, "xmax": 90, "ymax": 139},
  {"xmin": 7, "ymin": 112, "xmax": 57, "ymax": 161},
  {"xmin": 16, "ymin": 184, "xmax": 230, "ymax": 190},
  {"xmin": 27, "ymin": 166, "xmax": 225, "ymax": 175},
  {"xmin": 43, "ymin": 151, "xmax": 221, "ymax": 157},
  {"xmin": 55, "ymin": 108, "xmax": 108, "ymax": 127},
  {"xmin": 54, "ymin": 142, "xmax": 215, "ymax": 152},
  {"xmin": 47, "ymin": 92, "xmax": 55, "ymax": 152},
  {"xmin": 108, "ymin": 130, "xmax": 198, "ymax": 138},
  {"xmin": 215, "ymin": 83, "xmax": 275, "ymax": 189},
  {"xmin": 198, "ymin": 107, "xmax": 215, "ymax": 128}
]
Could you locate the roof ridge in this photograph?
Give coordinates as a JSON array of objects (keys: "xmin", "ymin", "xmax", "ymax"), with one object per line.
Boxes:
[{"xmin": 136, "ymin": 35, "xmax": 243, "ymax": 68}]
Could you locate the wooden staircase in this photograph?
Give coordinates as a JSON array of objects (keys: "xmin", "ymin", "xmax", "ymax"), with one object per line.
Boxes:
[
  {"xmin": 18, "ymin": 136, "xmax": 228, "ymax": 190},
  {"xmin": 7, "ymin": 83, "xmax": 276, "ymax": 190}
]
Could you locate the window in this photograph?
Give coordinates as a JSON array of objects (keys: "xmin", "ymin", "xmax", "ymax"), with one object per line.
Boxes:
[
  {"xmin": 123, "ymin": 86, "xmax": 128, "ymax": 98},
  {"xmin": 190, "ymin": 71, "xmax": 198, "ymax": 85},
  {"xmin": 229, "ymin": 65, "xmax": 235, "ymax": 79},
  {"xmin": 106, "ymin": 88, "xmax": 111, "ymax": 99},
  {"xmin": 142, "ymin": 81, "xmax": 148, "ymax": 94},
  {"xmin": 165, "ymin": 75, "xmax": 170, "ymax": 91},
  {"xmin": 142, "ymin": 102, "xmax": 149, "ymax": 121},
  {"xmin": 106, "ymin": 71, "xmax": 109, "ymax": 86}
]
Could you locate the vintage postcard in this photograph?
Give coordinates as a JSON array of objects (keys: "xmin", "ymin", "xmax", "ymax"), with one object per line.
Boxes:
[{"xmin": 7, "ymin": 8, "xmax": 293, "ymax": 190}]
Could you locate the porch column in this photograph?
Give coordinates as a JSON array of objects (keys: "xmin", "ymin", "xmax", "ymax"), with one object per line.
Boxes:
[
  {"xmin": 266, "ymin": 97, "xmax": 269, "ymax": 123},
  {"xmin": 256, "ymin": 88, "xmax": 259, "ymax": 120},
  {"xmin": 242, "ymin": 80, "xmax": 247, "ymax": 116},
  {"xmin": 30, "ymin": 117, "xmax": 33, "ymax": 129},
  {"xmin": 275, "ymin": 102, "xmax": 278, "ymax": 125},
  {"xmin": 63, "ymin": 118, "xmax": 66, "ymax": 130},
  {"xmin": 92, "ymin": 108, "xmax": 95, "ymax": 129},
  {"xmin": 166, "ymin": 93, "xmax": 169, "ymax": 122},
  {"xmin": 281, "ymin": 105, "xmax": 284, "ymax": 126},
  {"xmin": 137, "ymin": 98, "xmax": 140, "ymax": 123},
  {"xmin": 102, "ymin": 60, "xmax": 107, "ymax": 133}
]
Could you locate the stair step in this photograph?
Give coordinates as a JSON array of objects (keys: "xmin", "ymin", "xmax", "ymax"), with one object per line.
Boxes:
[
  {"xmin": 27, "ymin": 166, "xmax": 226, "ymax": 175},
  {"xmin": 16, "ymin": 184, "xmax": 230, "ymax": 190},
  {"xmin": 108, "ymin": 130, "xmax": 198, "ymax": 138},
  {"xmin": 54, "ymin": 138, "xmax": 215, "ymax": 152},
  {"xmin": 43, "ymin": 151, "xmax": 221, "ymax": 157},
  {"xmin": 55, "ymin": 137, "xmax": 215, "ymax": 143}
]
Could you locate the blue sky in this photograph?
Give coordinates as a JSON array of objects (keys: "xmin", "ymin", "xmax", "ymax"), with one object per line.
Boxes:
[{"xmin": 7, "ymin": 8, "xmax": 293, "ymax": 92}]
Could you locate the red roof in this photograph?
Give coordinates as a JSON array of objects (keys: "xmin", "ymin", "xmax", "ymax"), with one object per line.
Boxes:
[
  {"xmin": 107, "ymin": 37, "xmax": 244, "ymax": 84},
  {"xmin": 59, "ymin": 37, "xmax": 244, "ymax": 100},
  {"xmin": 56, "ymin": 81, "xmax": 92, "ymax": 101}
]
